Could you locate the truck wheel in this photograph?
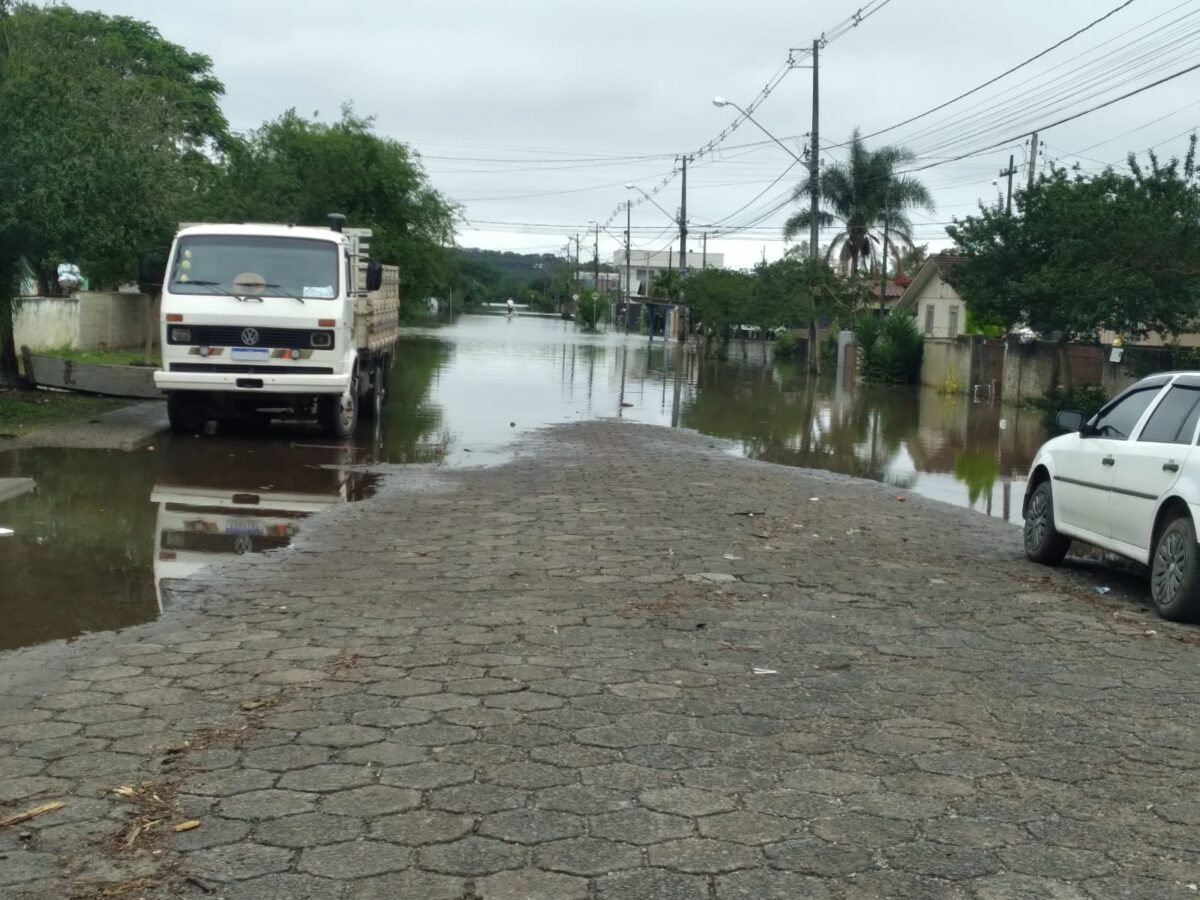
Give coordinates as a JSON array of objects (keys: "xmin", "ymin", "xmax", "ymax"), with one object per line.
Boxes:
[
  {"xmin": 318, "ymin": 386, "xmax": 358, "ymax": 439},
  {"xmin": 166, "ymin": 392, "xmax": 207, "ymax": 434},
  {"xmin": 361, "ymin": 366, "xmax": 385, "ymax": 421}
]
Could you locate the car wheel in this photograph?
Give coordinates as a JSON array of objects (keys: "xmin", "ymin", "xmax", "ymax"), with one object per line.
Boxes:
[
  {"xmin": 1024, "ymin": 480, "xmax": 1070, "ymax": 565},
  {"xmin": 1150, "ymin": 515, "xmax": 1200, "ymax": 621}
]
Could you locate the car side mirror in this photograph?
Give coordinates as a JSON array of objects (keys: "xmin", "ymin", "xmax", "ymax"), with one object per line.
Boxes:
[
  {"xmin": 1056, "ymin": 410, "xmax": 1086, "ymax": 434},
  {"xmin": 137, "ymin": 252, "xmax": 165, "ymax": 294},
  {"xmin": 366, "ymin": 260, "xmax": 383, "ymax": 292}
]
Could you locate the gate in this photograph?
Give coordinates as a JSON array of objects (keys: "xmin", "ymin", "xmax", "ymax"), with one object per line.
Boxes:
[{"xmin": 971, "ymin": 339, "xmax": 1005, "ymax": 402}]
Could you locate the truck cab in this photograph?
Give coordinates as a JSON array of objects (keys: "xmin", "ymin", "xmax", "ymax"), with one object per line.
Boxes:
[{"xmin": 151, "ymin": 216, "xmax": 396, "ymax": 437}]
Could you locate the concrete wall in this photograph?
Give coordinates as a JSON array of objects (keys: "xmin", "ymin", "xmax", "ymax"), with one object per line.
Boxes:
[
  {"xmin": 14, "ymin": 297, "xmax": 79, "ymax": 349},
  {"xmin": 920, "ymin": 337, "xmax": 973, "ymax": 393},
  {"xmin": 13, "ymin": 292, "xmax": 157, "ymax": 352}
]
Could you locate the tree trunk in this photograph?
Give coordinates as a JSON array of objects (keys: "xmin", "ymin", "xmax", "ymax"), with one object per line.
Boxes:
[{"xmin": 0, "ymin": 302, "xmax": 20, "ymax": 387}]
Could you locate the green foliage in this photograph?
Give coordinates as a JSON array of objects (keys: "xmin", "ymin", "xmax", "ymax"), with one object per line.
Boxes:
[
  {"xmin": 896, "ymin": 243, "xmax": 928, "ymax": 278},
  {"xmin": 208, "ymin": 107, "xmax": 455, "ymax": 302},
  {"xmin": 964, "ymin": 308, "xmax": 1005, "ymax": 339},
  {"xmin": 575, "ymin": 290, "xmax": 609, "ymax": 333},
  {"xmin": 773, "ymin": 332, "xmax": 800, "ymax": 359},
  {"xmin": 954, "ymin": 451, "xmax": 999, "ymax": 507},
  {"xmin": 0, "ymin": 2, "xmax": 228, "ymax": 382},
  {"xmin": 1028, "ymin": 385, "xmax": 1109, "ymax": 431},
  {"xmin": 855, "ymin": 311, "xmax": 924, "ymax": 384},
  {"xmin": 947, "ymin": 139, "xmax": 1200, "ymax": 342},
  {"xmin": 649, "ymin": 268, "xmax": 682, "ymax": 301},
  {"xmin": 0, "ymin": 389, "xmax": 127, "ymax": 437},
  {"xmin": 784, "ymin": 128, "xmax": 934, "ymax": 276},
  {"xmin": 685, "ymin": 269, "xmax": 753, "ymax": 343},
  {"xmin": 637, "ymin": 304, "xmax": 649, "ymax": 336},
  {"xmin": 754, "ymin": 254, "xmax": 850, "ymax": 331}
]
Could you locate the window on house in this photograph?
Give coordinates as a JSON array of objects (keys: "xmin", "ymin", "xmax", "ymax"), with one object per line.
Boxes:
[
  {"xmin": 948, "ymin": 307, "xmax": 959, "ymax": 336},
  {"xmin": 924, "ymin": 305, "xmax": 935, "ymax": 336}
]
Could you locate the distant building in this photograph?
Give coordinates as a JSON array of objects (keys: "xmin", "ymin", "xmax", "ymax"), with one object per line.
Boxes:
[
  {"xmin": 610, "ymin": 249, "xmax": 724, "ymax": 298},
  {"xmin": 896, "ymin": 254, "xmax": 968, "ymax": 339}
]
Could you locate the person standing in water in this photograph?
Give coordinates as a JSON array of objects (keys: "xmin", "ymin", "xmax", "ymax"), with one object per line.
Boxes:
[{"xmin": 506, "ymin": 298, "xmax": 515, "ymax": 316}]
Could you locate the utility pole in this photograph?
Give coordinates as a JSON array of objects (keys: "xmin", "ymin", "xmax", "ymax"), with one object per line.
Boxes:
[
  {"xmin": 879, "ymin": 212, "xmax": 889, "ymax": 316},
  {"xmin": 1027, "ymin": 132, "xmax": 1039, "ymax": 191},
  {"xmin": 592, "ymin": 222, "xmax": 599, "ymax": 294},
  {"xmin": 624, "ymin": 201, "xmax": 631, "ymax": 329},
  {"xmin": 1000, "ymin": 154, "xmax": 1017, "ymax": 214},
  {"xmin": 679, "ymin": 155, "xmax": 689, "ymax": 342},
  {"xmin": 808, "ymin": 37, "xmax": 821, "ymax": 374},
  {"xmin": 574, "ymin": 233, "xmax": 581, "ymax": 292},
  {"xmin": 702, "ymin": 232, "xmax": 707, "ymax": 269}
]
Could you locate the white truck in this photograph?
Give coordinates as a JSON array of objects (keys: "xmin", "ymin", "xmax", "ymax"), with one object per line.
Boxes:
[{"xmin": 146, "ymin": 215, "xmax": 398, "ymax": 438}]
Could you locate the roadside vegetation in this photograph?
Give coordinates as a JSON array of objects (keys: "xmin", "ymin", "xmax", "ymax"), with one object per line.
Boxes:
[{"xmin": 0, "ymin": 389, "xmax": 126, "ymax": 438}]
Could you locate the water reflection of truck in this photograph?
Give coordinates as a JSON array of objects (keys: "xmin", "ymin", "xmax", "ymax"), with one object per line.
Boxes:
[
  {"xmin": 152, "ymin": 436, "xmax": 378, "ymax": 609},
  {"xmin": 146, "ymin": 216, "xmax": 398, "ymax": 438}
]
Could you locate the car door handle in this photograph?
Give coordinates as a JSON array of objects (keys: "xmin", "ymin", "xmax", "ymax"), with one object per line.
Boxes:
[
  {"xmin": 1164, "ymin": 461, "xmax": 1180, "ymax": 472},
  {"xmin": 1102, "ymin": 456, "xmax": 1115, "ymax": 466}
]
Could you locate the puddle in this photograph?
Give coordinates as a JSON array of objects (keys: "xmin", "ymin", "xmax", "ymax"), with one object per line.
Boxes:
[{"xmin": 1, "ymin": 314, "xmax": 1047, "ymax": 651}]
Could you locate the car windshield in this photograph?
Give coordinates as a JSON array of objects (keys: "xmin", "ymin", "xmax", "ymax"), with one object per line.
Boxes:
[{"xmin": 169, "ymin": 235, "xmax": 338, "ymax": 299}]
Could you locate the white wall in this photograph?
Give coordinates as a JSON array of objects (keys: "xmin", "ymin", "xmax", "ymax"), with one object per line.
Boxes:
[
  {"xmin": 916, "ymin": 271, "xmax": 967, "ymax": 339},
  {"xmin": 13, "ymin": 293, "xmax": 158, "ymax": 352},
  {"xmin": 14, "ymin": 297, "xmax": 80, "ymax": 350}
]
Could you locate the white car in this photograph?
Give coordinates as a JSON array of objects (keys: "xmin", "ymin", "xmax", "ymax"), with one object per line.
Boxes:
[{"xmin": 1023, "ymin": 372, "xmax": 1200, "ymax": 621}]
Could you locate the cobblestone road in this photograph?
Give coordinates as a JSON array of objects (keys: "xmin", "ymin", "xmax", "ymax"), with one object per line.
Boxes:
[{"xmin": 1, "ymin": 422, "xmax": 1198, "ymax": 899}]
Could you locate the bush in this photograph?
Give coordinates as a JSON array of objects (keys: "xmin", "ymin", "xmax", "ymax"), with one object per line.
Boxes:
[
  {"xmin": 576, "ymin": 291, "xmax": 609, "ymax": 333},
  {"xmin": 1028, "ymin": 384, "xmax": 1109, "ymax": 431},
  {"xmin": 773, "ymin": 332, "xmax": 800, "ymax": 359},
  {"xmin": 855, "ymin": 311, "xmax": 924, "ymax": 384}
]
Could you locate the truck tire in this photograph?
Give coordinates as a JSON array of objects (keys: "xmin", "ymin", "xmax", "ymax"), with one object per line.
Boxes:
[
  {"xmin": 361, "ymin": 365, "xmax": 385, "ymax": 421},
  {"xmin": 318, "ymin": 385, "xmax": 358, "ymax": 439},
  {"xmin": 166, "ymin": 392, "xmax": 208, "ymax": 434}
]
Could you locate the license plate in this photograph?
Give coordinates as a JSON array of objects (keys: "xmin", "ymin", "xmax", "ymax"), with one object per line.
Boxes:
[
  {"xmin": 231, "ymin": 347, "xmax": 270, "ymax": 362},
  {"xmin": 225, "ymin": 521, "xmax": 264, "ymax": 536}
]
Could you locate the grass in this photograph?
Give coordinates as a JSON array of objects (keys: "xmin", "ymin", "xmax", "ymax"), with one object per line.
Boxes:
[
  {"xmin": 36, "ymin": 346, "xmax": 157, "ymax": 367},
  {"xmin": 0, "ymin": 388, "xmax": 129, "ymax": 437}
]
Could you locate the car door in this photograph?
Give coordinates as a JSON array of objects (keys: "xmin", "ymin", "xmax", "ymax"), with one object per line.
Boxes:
[
  {"xmin": 1052, "ymin": 385, "xmax": 1164, "ymax": 536},
  {"xmin": 1108, "ymin": 383, "xmax": 1200, "ymax": 551}
]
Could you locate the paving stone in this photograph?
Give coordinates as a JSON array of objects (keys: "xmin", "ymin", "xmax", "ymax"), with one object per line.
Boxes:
[
  {"xmin": 317, "ymin": 784, "xmax": 420, "ymax": 816},
  {"xmin": 296, "ymin": 724, "xmax": 385, "ymax": 748},
  {"xmin": 716, "ymin": 868, "xmax": 836, "ymax": 899},
  {"xmin": 430, "ymin": 783, "xmax": 528, "ymax": 814},
  {"xmin": 764, "ymin": 836, "xmax": 877, "ymax": 877},
  {"xmin": 418, "ymin": 835, "xmax": 526, "ymax": 876},
  {"xmin": 299, "ymin": 840, "xmax": 411, "ymax": 879},
  {"xmin": 254, "ymin": 812, "xmax": 363, "ymax": 848},
  {"xmin": 277, "ymin": 764, "xmax": 374, "ymax": 792},
  {"xmin": 886, "ymin": 840, "xmax": 1002, "ymax": 879},
  {"xmin": 170, "ymin": 816, "xmax": 253, "ymax": 852},
  {"xmin": 535, "ymin": 784, "xmax": 633, "ymax": 814},
  {"xmin": 485, "ymin": 761, "xmax": 576, "ymax": 789},
  {"xmin": 218, "ymin": 789, "xmax": 317, "ymax": 821},
  {"xmin": 476, "ymin": 867, "xmax": 588, "ymax": 900},
  {"xmin": 348, "ymin": 870, "xmax": 464, "ymax": 899},
  {"xmin": 184, "ymin": 842, "xmax": 293, "ymax": 882},
  {"xmin": 647, "ymin": 837, "xmax": 760, "ymax": 873},
  {"xmin": 184, "ymin": 767, "xmax": 279, "ymax": 797},
  {"xmin": 700, "ymin": 810, "xmax": 797, "ymax": 844},
  {"xmin": 640, "ymin": 786, "xmax": 738, "ymax": 817},
  {"xmin": 241, "ymin": 745, "xmax": 333, "ymax": 772},
  {"xmin": 998, "ymin": 843, "xmax": 1116, "ymax": 879},
  {"xmin": 596, "ymin": 867, "xmax": 710, "ymax": 899},
  {"xmin": 221, "ymin": 873, "xmax": 345, "ymax": 900},
  {"xmin": 369, "ymin": 809, "xmax": 475, "ymax": 845},
  {"xmin": 379, "ymin": 761, "xmax": 474, "ymax": 790},
  {"xmin": 534, "ymin": 837, "xmax": 642, "ymax": 876},
  {"xmin": 341, "ymin": 742, "xmax": 427, "ymax": 767},
  {"xmin": 479, "ymin": 809, "xmax": 586, "ymax": 844},
  {"xmin": 592, "ymin": 808, "xmax": 693, "ymax": 845}
]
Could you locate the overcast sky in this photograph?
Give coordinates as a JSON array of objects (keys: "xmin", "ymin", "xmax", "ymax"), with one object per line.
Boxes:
[{"xmin": 79, "ymin": 0, "xmax": 1200, "ymax": 269}]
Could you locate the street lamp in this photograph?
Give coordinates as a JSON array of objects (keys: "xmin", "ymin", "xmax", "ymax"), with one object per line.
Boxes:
[
  {"xmin": 712, "ymin": 97, "xmax": 804, "ymax": 165},
  {"xmin": 624, "ymin": 182, "xmax": 677, "ymax": 224}
]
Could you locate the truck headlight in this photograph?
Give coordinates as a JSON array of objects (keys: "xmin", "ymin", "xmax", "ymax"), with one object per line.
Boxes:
[
  {"xmin": 170, "ymin": 327, "xmax": 192, "ymax": 344},
  {"xmin": 310, "ymin": 331, "xmax": 333, "ymax": 349}
]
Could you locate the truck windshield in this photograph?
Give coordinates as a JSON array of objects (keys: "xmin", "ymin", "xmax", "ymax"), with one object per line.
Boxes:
[{"xmin": 170, "ymin": 235, "xmax": 339, "ymax": 299}]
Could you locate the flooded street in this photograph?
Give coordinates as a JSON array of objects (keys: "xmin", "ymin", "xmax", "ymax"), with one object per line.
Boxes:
[{"xmin": 0, "ymin": 314, "xmax": 1046, "ymax": 650}]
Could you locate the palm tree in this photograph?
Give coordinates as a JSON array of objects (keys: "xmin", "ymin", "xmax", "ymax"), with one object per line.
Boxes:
[{"xmin": 784, "ymin": 128, "xmax": 934, "ymax": 277}]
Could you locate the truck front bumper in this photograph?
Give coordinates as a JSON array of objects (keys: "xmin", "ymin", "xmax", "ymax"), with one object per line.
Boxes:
[{"xmin": 154, "ymin": 370, "xmax": 351, "ymax": 394}]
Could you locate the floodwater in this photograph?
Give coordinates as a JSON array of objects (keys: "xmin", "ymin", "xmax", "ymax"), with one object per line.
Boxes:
[{"xmin": 0, "ymin": 314, "xmax": 1046, "ymax": 650}]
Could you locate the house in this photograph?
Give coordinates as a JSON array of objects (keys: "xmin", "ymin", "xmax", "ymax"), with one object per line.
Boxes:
[
  {"xmin": 610, "ymin": 249, "xmax": 724, "ymax": 298},
  {"xmin": 866, "ymin": 276, "xmax": 909, "ymax": 313},
  {"xmin": 896, "ymin": 254, "xmax": 968, "ymax": 339}
]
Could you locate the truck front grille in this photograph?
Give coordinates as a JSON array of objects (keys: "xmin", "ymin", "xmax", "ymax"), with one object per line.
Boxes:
[{"xmin": 171, "ymin": 326, "xmax": 334, "ymax": 349}]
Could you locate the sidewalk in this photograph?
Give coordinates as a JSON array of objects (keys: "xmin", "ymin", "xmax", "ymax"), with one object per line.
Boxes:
[{"xmin": 1, "ymin": 421, "xmax": 1196, "ymax": 899}]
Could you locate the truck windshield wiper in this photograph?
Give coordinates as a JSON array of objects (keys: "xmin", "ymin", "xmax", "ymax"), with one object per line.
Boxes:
[{"xmin": 235, "ymin": 282, "xmax": 306, "ymax": 304}]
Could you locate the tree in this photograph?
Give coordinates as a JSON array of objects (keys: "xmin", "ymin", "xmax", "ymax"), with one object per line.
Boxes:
[
  {"xmin": 649, "ymin": 268, "xmax": 682, "ymax": 301},
  {"xmin": 784, "ymin": 128, "xmax": 934, "ymax": 277},
  {"xmin": 0, "ymin": 2, "xmax": 227, "ymax": 384},
  {"xmin": 947, "ymin": 138, "xmax": 1200, "ymax": 384},
  {"xmin": 209, "ymin": 107, "xmax": 456, "ymax": 303},
  {"xmin": 896, "ymin": 243, "xmax": 929, "ymax": 278},
  {"xmin": 755, "ymin": 252, "xmax": 850, "ymax": 373},
  {"xmin": 685, "ymin": 269, "xmax": 754, "ymax": 354}
]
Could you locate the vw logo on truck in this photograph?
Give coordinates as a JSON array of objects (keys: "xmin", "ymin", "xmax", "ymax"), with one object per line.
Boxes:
[{"xmin": 240, "ymin": 327, "xmax": 260, "ymax": 346}]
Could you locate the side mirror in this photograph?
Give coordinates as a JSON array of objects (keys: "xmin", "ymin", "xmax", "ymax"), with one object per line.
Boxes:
[
  {"xmin": 366, "ymin": 260, "xmax": 384, "ymax": 292},
  {"xmin": 137, "ymin": 252, "xmax": 165, "ymax": 294},
  {"xmin": 1056, "ymin": 410, "xmax": 1086, "ymax": 434}
]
